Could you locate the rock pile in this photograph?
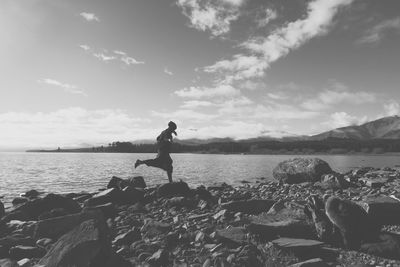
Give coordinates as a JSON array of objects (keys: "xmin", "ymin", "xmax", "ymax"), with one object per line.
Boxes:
[{"xmin": 1, "ymin": 161, "xmax": 400, "ymax": 266}]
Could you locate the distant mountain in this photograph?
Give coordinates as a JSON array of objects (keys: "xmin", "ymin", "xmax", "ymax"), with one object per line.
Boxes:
[
  {"xmin": 174, "ymin": 137, "xmax": 235, "ymax": 145},
  {"xmin": 311, "ymin": 115, "xmax": 400, "ymax": 140}
]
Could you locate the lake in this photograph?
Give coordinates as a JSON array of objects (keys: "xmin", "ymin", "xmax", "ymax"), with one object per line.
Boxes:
[{"xmin": 0, "ymin": 152, "xmax": 400, "ymax": 205}]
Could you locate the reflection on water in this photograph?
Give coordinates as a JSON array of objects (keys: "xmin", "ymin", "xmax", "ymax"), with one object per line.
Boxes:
[{"xmin": 0, "ymin": 152, "xmax": 399, "ymax": 205}]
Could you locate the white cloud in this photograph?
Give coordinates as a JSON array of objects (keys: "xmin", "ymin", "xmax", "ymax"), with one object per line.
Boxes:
[
  {"xmin": 175, "ymin": 84, "xmax": 240, "ymax": 99},
  {"xmin": 257, "ymin": 8, "xmax": 278, "ymax": 28},
  {"xmin": 0, "ymin": 108, "xmax": 150, "ymax": 148},
  {"xmin": 120, "ymin": 56, "xmax": 144, "ymax": 65},
  {"xmin": 326, "ymin": 112, "xmax": 368, "ymax": 128},
  {"xmin": 384, "ymin": 100, "xmax": 400, "ymax": 116},
  {"xmin": 80, "ymin": 12, "xmax": 100, "ymax": 22},
  {"xmin": 93, "ymin": 53, "xmax": 116, "ymax": 62},
  {"xmin": 38, "ymin": 78, "xmax": 87, "ymax": 97},
  {"xmin": 205, "ymin": 0, "xmax": 353, "ymax": 81},
  {"xmin": 79, "ymin": 44, "xmax": 90, "ymax": 51},
  {"xmin": 152, "ymin": 109, "xmax": 217, "ymax": 121},
  {"xmin": 358, "ymin": 17, "xmax": 400, "ymax": 44},
  {"xmin": 80, "ymin": 46, "xmax": 144, "ymax": 66},
  {"xmin": 181, "ymin": 100, "xmax": 214, "ymax": 108},
  {"xmin": 301, "ymin": 84, "xmax": 375, "ymax": 111},
  {"xmin": 177, "ymin": 0, "xmax": 245, "ymax": 36},
  {"xmin": 267, "ymin": 92, "xmax": 289, "ymax": 100},
  {"xmin": 164, "ymin": 68, "xmax": 174, "ymax": 76}
]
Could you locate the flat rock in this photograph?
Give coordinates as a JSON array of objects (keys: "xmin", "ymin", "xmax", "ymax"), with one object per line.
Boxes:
[
  {"xmin": 84, "ymin": 188, "xmax": 125, "ymax": 207},
  {"xmin": 0, "ymin": 259, "xmax": 18, "ymax": 267},
  {"xmin": 248, "ymin": 217, "xmax": 314, "ymax": 240},
  {"xmin": 289, "ymin": 258, "xmax": 328, "ymax": 267},
  {"xmin": 37, "ymin": 218, "xmax": 109, "ymax": 267},
  {"xmin": 83, "ymin": 203, "xmax": 116, "ymax": 218},
  {"xmin": 157, "ymin": 181, "xmax": 191, "ymax": 198},
  {"xmin": 0, "ymin": 237, "xmax": 35, "ymax": 251},
  {"xmin": 34, "ymin": 210, "xmax": 103, "ymax": 240},
  {"xmin": 9, "ymin": 245, "xmax": 46, "ymax": 260},
  {"xmin": 273, "ymin": 158, "xmax": 332, "ymax": 184},
  {"xmin": 272, "ymin": 238, "xmax": 324, "ymax": 250},
  {"xmin": 215, "ymin": 227, "xmax": 247, "ymax": 246},
  {"xmin": 221, "ymin": 199, "xmax": 275, "ymax": 215},
  {"xmin": 360, "ymin": 196, "xmax": 400, "ymax": 225},
  {"xmin": 2, "ymin": 194, "xmax": 81, "ymax": 222}
]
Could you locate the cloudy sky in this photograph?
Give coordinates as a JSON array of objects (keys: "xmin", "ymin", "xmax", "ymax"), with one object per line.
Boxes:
[{"xmin": 1, "ymin": 0, "xmax": 400, "ymax": 149}]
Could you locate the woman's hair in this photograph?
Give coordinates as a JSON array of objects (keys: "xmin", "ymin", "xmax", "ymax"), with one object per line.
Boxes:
[{"xmin": 168, "ymin": 121, "xmax": 177, "ymax": 130}]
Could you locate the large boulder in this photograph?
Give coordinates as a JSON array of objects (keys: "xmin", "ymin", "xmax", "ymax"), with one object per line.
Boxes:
[
  {"xmin": 1, "ymin": 194, "xmax": 81, "ymax": 222},
  {"xmin": 36, "ymin": 218, "xmax": 110, "ymax": 267},
  {"xmin": 157, "ymin": 181, "xmax": 191, "ymax": 198},
  {"xmin": 359, "ymin": 196, "xmax": 400, "ymax": 225},
  {"xmin": 34, "ymin": 210, "xmax": 103, "ymax": 240},
  {"xmin": 107, "ymin": 176, "xmax": 146, "ymax": 190},
  {"xmin": 273, "ymin": 158, "xmax": 332, "ymax": 184}
]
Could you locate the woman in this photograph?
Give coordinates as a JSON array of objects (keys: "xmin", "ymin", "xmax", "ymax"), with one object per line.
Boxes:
[{"xmin": 135, "ymin": 121, "xmax": 177, "ymax": 183}]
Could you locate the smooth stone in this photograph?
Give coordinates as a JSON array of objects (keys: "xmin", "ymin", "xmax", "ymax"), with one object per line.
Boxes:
[
  {"xmin": 157, "ymin": 181, "xmax": 191, "ymax": 198},
  {"xmin": 272, "ymin": 238, "xmax": 324, "ymax": 250},
  {"xmin": 360, "ymin": 196, "xmax": 400, "ymax": 225},
  {"xmin": 289, "ymin": 258, "xmax": 328, "ymax": 267},
  {"xmin": 215, "ymin": 227, "xmax": 247, "ymax": 246}
]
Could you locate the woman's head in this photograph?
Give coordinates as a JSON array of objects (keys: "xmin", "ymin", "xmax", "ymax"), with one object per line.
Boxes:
[{"xmin": 168, "ymin": 121, "xmax": 177, "ymax": 135}]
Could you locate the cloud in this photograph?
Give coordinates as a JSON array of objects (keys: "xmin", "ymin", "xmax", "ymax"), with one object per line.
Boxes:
[
  {"xmin": 177, "ymin": 0, "xmax": 245, "ymax": 36},
  {"xmin": 0, "ymin": 107, "xmax": 150, "ymax": 148},
  {"xmin": 80, "ymin": 12, "xmax": 100, "ymax": 22},
  {"xmin": 384, "ymin": 100, "xmax": 400, "ymax": 116},
  {"xmin": 326, "ymin": 112, "xmax": 368, "ymax": 128},
  {"xmin": 181, "ymin": 100, "xmax": 214, "ymax": 108},
  {"xmin": 358, "ymin": 17, "xmax": 400, "ymax": 44},
  {"xmin": 257, "ymin": 8, "xmax": 278, "ymax": 28},
  {"xmin": 205, "ymin": 0, "xmax": 353, "ymax": 81},
  {"xmin": 267, "ymin": 92, "xmax": 289, "ymax": 100},
  {"xmin": 93, "ymin": 53, "xmax": 116, "ymax": 62},
  {"xmin": 152, "ymin": 109, "xmax": 217, "ymax": 121},
  {"xmin": 174, "ymin": 84, "xmax": 240, "ymax": 99},
  {"xmin": 301, "ymin": 83, "xmax": 375, "ymax": 111},
  {"xmin": 79, "ymin": 44, "xmax": 90, "ymax": 51},
  {"xmin": 120, "ymin": 56, "xmax": 145, "ymax": 65},
  {"xmin": 38, "ymin": 78, "xmax": 87, "ymax": 97},
  {"xmin": 79, "ymin": 46, "xmax": 144, "ymax": 66},
  {"xmin": 164, "ymin": 68, "xmax": 173, "ymax": 76}
]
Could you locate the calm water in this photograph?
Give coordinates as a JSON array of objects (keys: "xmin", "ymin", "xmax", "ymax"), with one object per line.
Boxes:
[{"xmin": 0, "ymin": 152, "xmax": 400, "ymax": 205}]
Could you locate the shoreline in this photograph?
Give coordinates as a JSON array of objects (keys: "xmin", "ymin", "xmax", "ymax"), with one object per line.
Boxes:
[{"xmin": 1, "ymin": 160, "xmax": 400, "ymax": 266}]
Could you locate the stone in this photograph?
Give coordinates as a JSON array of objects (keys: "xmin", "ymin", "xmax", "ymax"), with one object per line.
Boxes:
[
  {"xmin": 0, "ymin": 237, "xmax": 35, "ymax": 252},
  {"xmin": 289, "ymin": 258, "xmax": 328, "ymax": 267},
  {"xmin": 2, "ymin": 194, "xmax": 81, "ymax": 222},
  {"xmin": 11, "ymin": 198, "xmax": 28, "ymax": 206},
  {"xmin": 157, "ymin": 181, "xmax": 191, "ymax": 198},
  {"xmin": 38, "ymin": 208, "xmax": 68, "ymax": 220},
  {"xmin": 166, "ymin": 197, "xmax": 195, "ymax": 209},
  {"xmin": 16, "ymin": 258, "xmax": 31, "ymax": 267},
  {"xmin": 121, "ymin": 186, "xmax": 145, "ymax": 204},
  {"xmin": 248, "ymin": 217, "xmax": 314, "ymax": 241},
  {"xmin": 315, "ymin": 173, "xmax": 350, "ymax": 190},
  {"xmin": 360, "ymin": 233, "xmax": 400, "ymax": 259},
  {"xmin": 271, "ymin": 238, "xmax": 324, "ymax": 250},
  {"xmin": 83, "ymin": 203, "xmax": 117, "ymax": 218},
  {"xmin": 0, "ymin": 259, "xmax": 18, "ymax": 267},
  {"xmin": 37, "ymin": 218, "xmax": 109, "ymax": 267},
  {"xmin": 141, "ymin": 220, "xmax": 171, "ymax": 239},
  {"xmin": 220, "ymin": 199, "xmax": 275, "ymax": 215},
  {"xmin": 147, "ymin": 249, "xmax": 169, "ymax": 266},
  {"xmin": 84, "ymin": 188, "xmax": 125, "ymax": 207},
  {"xmin": 273, "ymin": 158, "xmax": 332, "ymax": 184},
  {"xmin": 359, "ymin": 177, "xmax": 389, "ymax": 188},
  {"xmin": 112, "ymin": 228, "xmax": 141, "ymax": 246},
  {"xmin": 36, "ymin": 238, "xmax": 53, "ymax": 248},
  {"xmin": 107, "ymin": 176, "xmax": 127, "ymax": 190},
  {"xmin": 0, "ymin": 201, "xmax": 4, "ymax": 218},
  {"xmin": 34, "ymin": 210, "xmax": 103, "ymax": 240},
  {"xmin": 360, "ymin": 196, "xmax": 400, "ymax": 225},
  {"xmin": 215, "ymin": 227, "xmax": 247, "ymax": 246},
  {"xmin": 21, "ymin": 190, "xmax": 40, "ymax": 199},
  {"xmin": 325, "ymin": 196, "xmax": 379, "ymax": 249},
  {"xmin": 9, "ymin": 245, "xmax": 46, "ymax": 260},
  {"xmin": 127, "ymin": 176, "xmax": 146, "ymax": 189}
]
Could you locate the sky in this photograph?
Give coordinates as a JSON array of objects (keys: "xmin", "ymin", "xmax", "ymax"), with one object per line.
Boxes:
[{"xmin": 1, "ymin": 0, "xmax": 400, "ymax": 149}]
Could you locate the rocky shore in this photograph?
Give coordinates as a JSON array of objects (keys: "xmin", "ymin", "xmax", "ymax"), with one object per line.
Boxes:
[{"xmin": 1, "ymin": 158, "xmax": 400, "ymax": 266}]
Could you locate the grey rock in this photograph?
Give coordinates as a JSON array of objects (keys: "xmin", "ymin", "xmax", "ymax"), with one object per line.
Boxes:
[
  {"xmin": 273, "ymin": 158, "xmax": 332, "ymax": 184},
  {"xmin": 157, "ymin": 181, "xmax": 191, "ymax": 198},
  {"xmin": 221, "ymin": 199, "xmax": 275, "ymax": 215},
  {"xmin": 215, "ymin": 227, "xmax": 247, "ymax": 246},
  {"xmin": 360, "ymin": 196, "xmax": 400, "ymax": 225},
  {"xmin": 9, "ymin": 245, "xmax": 46, "ymax": 260}
]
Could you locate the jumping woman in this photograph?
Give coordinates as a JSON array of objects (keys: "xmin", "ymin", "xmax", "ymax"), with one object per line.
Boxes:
[{"xmin": 134, "ymin": 121, "xmax": 177, "ymax": 183}]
